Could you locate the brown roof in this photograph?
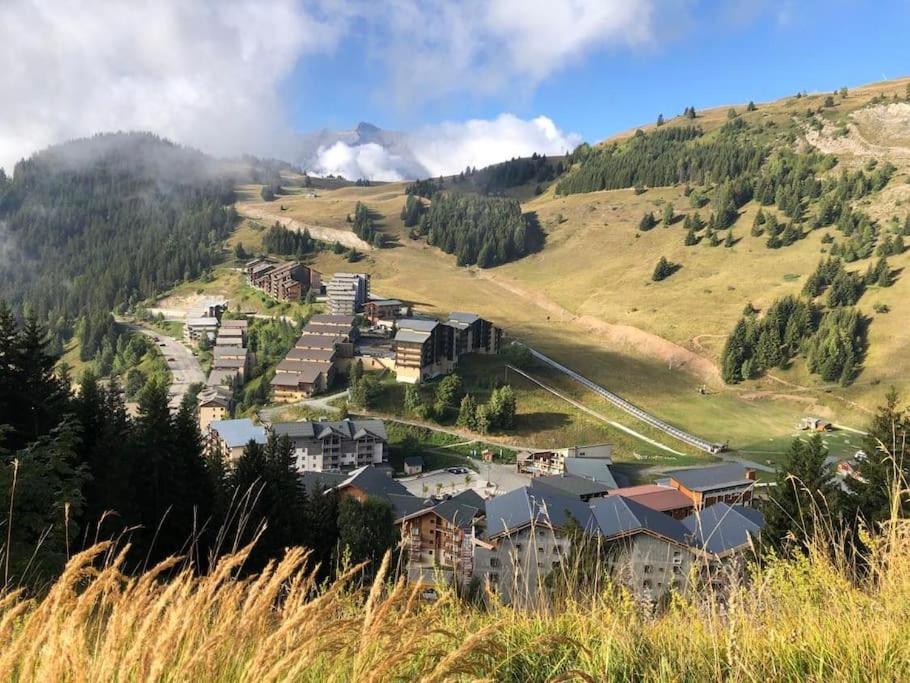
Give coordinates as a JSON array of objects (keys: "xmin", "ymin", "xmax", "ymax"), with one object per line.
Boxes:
[
  {"xmin": 220, "ymin": 319, "xmax": 249, "ymax": 329},
  {"xmin": 309, "ymin": 313, "xmax": 355, "ymax": 326},
  {"xmin": 271, "ymin": 362, "xmax": 324, "ymax": 385},
  {"xmin": 295, "ymin": 334, "xmax": 343, "ymax": 350},
  {"xmin": 301, "ymin": 323, "xmax": 351, "ymax": 337},
  {"xmin": 211, "ymin": 357, "xmax": 246, "ymax": 369},
  {"xmin": 284, "ymin": 347, "xmax": 336, "ymax": 364},
  {"xmin": 607, "ymin": 485, "xmax": 693, "ymax": 513}
]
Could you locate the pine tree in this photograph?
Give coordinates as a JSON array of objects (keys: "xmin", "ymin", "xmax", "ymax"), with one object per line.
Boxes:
[
  {"xmin": 638, "ymin": 212, "xmax": 658, "ymax": 231},
  {"xmin": 763, "ymin": 434, "xmax": 840, "ymax": 553},
  {"xmin": 456, "ymin": 394, "xmax": 478, "ymax": 431},
  {"xmin": 662, "ymin": 203, "xmax": 674, "ymax": 226},
  {"xmin": 684, "ymin": 228, "xmax": 698, "ymax": 246},
  {"xmin": 651, "ymin": 257, "xmax": 675, "ymax": 281}
]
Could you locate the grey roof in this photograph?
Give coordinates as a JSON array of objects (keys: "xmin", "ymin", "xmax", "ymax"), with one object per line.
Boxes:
[
  {"xmin": 220, "ymin": 319, "xmax": 249, "ymax": 329},
  {"xmin": 403, "ymin": 456, "xmax": 424, "ymax": 467},
  {"xmin": 563, "ymin": 457, "xmax": 618, "ymax": 488},
  {"xmin": 218, "ymin": 327, "xmax": 244, "ymax": 336},
  {"xmin": 448, "ymin": 312, "xmax": 480, "ymax": 325},
  {"xmin": 683, "ymin": 503, "xmax": 764, "ymax": 555},
  {"xmin": 272, "ymin": 364, "xmax": 324, "ymax": 384},
  {"xmin": 394, "ymin": 329, "xmax": 431, "ymax": 344},
  {"xmin": 212, "ymin": 357, "xmax": 246, "ymax": 369},
  {"xmin": 397, "ymin": 318, "xmax": 438, "ymax": 333},
  {"xmin": 299, "ymin": 471, "xmax": 347, "ymax": 493},
  {"xmin": 206, "ymin": 369, "xmax": 239, "ymax": 387},
  {"xmin": 666, "ymin": 463, "xmax": 754, "ymax": 492},
  {"xmin": 484, "ymin": 487, "xmax": 595, "ymax": 539},
  {"xmin": 337, "ymin": 465, "xmax": 411, "ymax": 498},
  {"xmin": 368, "ymin": 298, "xmax": 404, "ymax": 307},
  {"xmin": 387, "ymin": 494, "xmax": 431, "ymax": 520},
  {"xmin": 213, "ymin": 345, "xmax": 247, "ymax": 358},
  {"xmin": 302, "ymin": 323, "xmax": 352, "ymax": 336},
  {"xmin": 209, "ymin": 419, "xmax": 267, "ymax": 449},
  {"xmin": 451, "ymin": 488, "xmax": 486, "ymax": 515},
  {"xmin": 531, "ymin": 473, "xmax": 611, "ymax": 499},
  {"xmin": 197, "ymin": 387, "xmax": 232, "ymax": 407},
  {"xmin": 591, "ymin": 496, "xmax": 691, "ymax": 546},
  {"xmin": 433, "ymin": 499, "xmax": 481, "ymax": 530},
  {"xmin": 271, "ymin": 418, "xmax": 388, "ymax": 442}
]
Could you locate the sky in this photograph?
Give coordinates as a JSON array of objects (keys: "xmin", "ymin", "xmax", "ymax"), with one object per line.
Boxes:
[{"xmin": 0, "ymin": 1, "xmax": 908, "ymax": 179}]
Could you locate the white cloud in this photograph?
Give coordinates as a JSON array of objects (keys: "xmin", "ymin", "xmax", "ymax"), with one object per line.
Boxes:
[
  {"xmin": 371, "ymin": 0, "xmax": 664, "ymax": 104},
  {"xmin": 313, "ymin": 141, "xmax": 408, "ymax": 182},
  {"xmin": 311, "ymin": 114, "xmax": 581, "ymax": 181},
  {"xmin": 0, "ymin": 0, "xmax": 345, "ymax": 171},
  {"xmin": 411, "ymin": 114, "xmax": 581, "ymax": 177}
]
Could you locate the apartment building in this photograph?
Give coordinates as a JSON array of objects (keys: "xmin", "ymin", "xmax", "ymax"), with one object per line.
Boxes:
[
  {"xmin": 206, "ymin": 418, "xmax": 267, "ymax": 464},
  {"xmin": 363, "ymin": 298, "xmax": 410, "ymax": 326},
  {"xmin": 246, "ymin": 257, "xmax": 321, "ymax": 302},
  {"xmin": 392, "ymin": 313, "xmax": 501, "ymax": 384},
  {"xmin": 270, "ymin": 418, "xmax": 389, "ymax": 472},
  {"xmin": 197, "ymin": 386, "xmax": 233, "ymax": 433},
  {"xmin": 664, "ymin": 463, "xmax": 756, "ymax": 508},
  {"xmin": 325, "ymin": 273, "xmax": 369, "ymax": 315},
  {"xmin": 270, "ymin": 362, "xmax": 331, "ymax": 401}
]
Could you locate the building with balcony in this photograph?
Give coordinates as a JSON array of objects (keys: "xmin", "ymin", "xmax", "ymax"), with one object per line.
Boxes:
[{"xmin": 270, "ymin": 418, "xmax": 389, "ymax": 472}]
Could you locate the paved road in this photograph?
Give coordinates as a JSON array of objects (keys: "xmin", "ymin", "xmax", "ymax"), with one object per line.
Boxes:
[
  {"xmin": 258, "ymin": 390, "xmax": 348, "ymax": 424},
  {"xmin": 129, "ymin": 323, "xmax": 205, "ymax": 409}
]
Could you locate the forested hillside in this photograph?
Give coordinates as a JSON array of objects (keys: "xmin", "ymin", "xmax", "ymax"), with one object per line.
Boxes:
[{"xmin": 0, "ymin": 133, "xmax": 236, "ymax": 355}]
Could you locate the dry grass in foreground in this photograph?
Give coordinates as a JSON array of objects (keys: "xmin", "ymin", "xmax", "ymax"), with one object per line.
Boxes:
[{"xmin": 1, "ymin": 521, "xmax": 909, "ymax": 682}]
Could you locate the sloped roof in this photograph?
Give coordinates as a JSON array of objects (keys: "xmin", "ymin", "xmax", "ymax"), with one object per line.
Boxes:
[
  {"xmin": 531, "ymin": 473, "xmax": 611, "ymax": 499},
  {"xmin": 607, "ymin": 484, "xmax": 693, "ymax": 513},
  {"xmin": 403, "ymin": 456, "xmax": 424, "ymax": 467},
  {"xmin": 337, "ymin": 465, "xmax": 412, "ymax": 498},
  {"xmin": 564, "ymin": 457, "xmax": 618, "ymax": 488},
  {"xmin": 209, "ymin": 419, "xmax": 267, "ymax": 449},
  {"xmin": 666, "ymin": 463, "xmax": 753, "ymax": 492},
  {"xmin": 197, "ymin": 387, "xmax": 231, "ymax": 408},
  {"xmin": 212, "ymin": 357, "xmax": 246, "ymax": 369},
  {"xmin": 683, "ymin": 503, "xmax": 764, "ymax": 555},
  {"xmin": 309, "ymin": 313, "xmax": 355, "ymax": 326},
  {"xmin": 302, "ymin": 323, "xmax": 352, "ymax": 336},
  {"xmin": 272, "ymin": 363, "xmax": 324, "ymax": 384},
  {"xmin": 206, "ymin": 369, "xmax": 239, "ymax": 387},
  {"xmin": 284, "ymin": 348, "xmax": 336, "ymax": 363},
  {"xmin": 272, "ymin": 419, "xmax": 388, "ymax": 442},
  {"xmin": 451, "ymin": 488, "xmax": 486, "ymax": 515},
  {"xmin": 220, "ymin": 319, "xmax": 248, "ymax": 329},
  {"xmin": 448, "ymin": 312, "xmax": 480, "ymax": 325},
  {"xmin": 397, "ymin": 318, "xmax": 438, "ymax": 333},
  {"xmin": 484, "ymin": 487, "xmax": 595, "ymax": 539},
  {"xmin": 394, "ymin": 329, "xmax": 431, "ymax": 344},
  {"xmin": 433, "ymin": 499, "xmax": 481, "ymax": 530},
  {"xmin": 299, "ymin": 471, "xmax": 347, "ymax": 493},
  {"xmin": 295, "ymin": 334, "xmax": 343, "ymax": 350},
  {"xmin": 591, "ymin": 496, "xmax": 691, "ymax": 546}
]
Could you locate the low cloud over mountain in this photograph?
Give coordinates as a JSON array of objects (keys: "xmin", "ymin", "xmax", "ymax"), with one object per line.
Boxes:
[{"xmin": 304, "ymin": 115, "xmax": 581, "ymax": 181}]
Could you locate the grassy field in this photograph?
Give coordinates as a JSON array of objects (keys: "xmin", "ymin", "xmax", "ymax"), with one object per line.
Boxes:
[
  {"xmin": 3, "ymin": 519, "xmax": 908, "ymax": 681},
  {"xmin": 222, "ymin": 79, "xmax": 910, "ymax": 464}
]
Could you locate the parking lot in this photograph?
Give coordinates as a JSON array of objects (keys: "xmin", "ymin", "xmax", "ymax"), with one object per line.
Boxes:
[{"xmin": 400, "ymin": 459, "xmax": 530, "ymax": 499}]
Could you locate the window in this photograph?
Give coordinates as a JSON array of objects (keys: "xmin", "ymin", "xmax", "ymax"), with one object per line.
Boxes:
[
  {"xmin": 552, "ymin": 561, "xmax": 561, "ymax": 569},
  {"xmin": 489, "ymin": 557, "xmax": 501, "ymax": 568},
  {"xmin": 643, "ymin": 580, "xmax": 652, "ymax": 589},
  {"xmin": 643, "ymin": 564, "xmax": 653, "ymax": 574},
  {"xmin": 672, "ymin": 550, "xmax": 683, "ymax": 566},
  {"xmin": 537, "ymin": 546, "xmax": 545, "ymax": 554},
  {"xmin": 488, "ymin": 573, "xmax": 499, "ymax": 583}
]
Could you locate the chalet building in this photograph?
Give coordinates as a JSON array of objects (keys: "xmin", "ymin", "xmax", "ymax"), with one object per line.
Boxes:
[
  {"xmin": 300, "ymin": 465, "xmax": 423, "ymax": 523},
  {"xmin": 403, "ymin": 456, "xmax": 424, "ymax": 475},
  {"xmin": 270, "ymin": 362, "xmax": 332, "ymax": 401},
  {"xmin": 206, "ymin": 418, "xmax": 267, "ymax": 464},
  {"xmin": 271, "ymin": 418, "xmax": 388, "ymax": 472},
  {"xmin": 400, "ymin": 490, "xmax": 485, "ymax": 586},
  {"xmin": 364, "ymin": 298, "xmax": 409, "ymax": 326},
  {"xmin": 184, "ymin": 317, "xmax": 219, "ymax": 346},
  {"xmin": 246, "ymin": 257, "xmax": 321, "ymax": 302},
  {"xmin": 473, "ymin": 487, "xmax": 764, "ymax": 605},
  {"xmin": 325, "ymin": 273, "xmax": 369, "ymax": 315},
  {"xmin": 664, "ymin": 463, "xmax": 756, "ymax": 509},
  {"xmin": 517, "ymin": 443, "xmax": 615, "ymax": 485},
  {"xmin": 197, "ymin": 386, "xmax": 232, "ymax": 433}
]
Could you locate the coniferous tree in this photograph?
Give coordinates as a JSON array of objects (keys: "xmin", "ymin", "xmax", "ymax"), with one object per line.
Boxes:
[
  {"xmin": 763, "ymin": 434, "xmax": 840, "ymax": 553},
  {"xmin": 456, "ymin": 394, "xmax": 479, "ymax": 431}
]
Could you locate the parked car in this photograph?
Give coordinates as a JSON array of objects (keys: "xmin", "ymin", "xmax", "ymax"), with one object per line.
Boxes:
[{"xmin": 446, "ymin": 467, "xmax": 469, "ymax": 475}]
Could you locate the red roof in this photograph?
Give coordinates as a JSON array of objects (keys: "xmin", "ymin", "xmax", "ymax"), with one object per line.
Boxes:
[{"xmin": 607, "ymin": 484, "xmax": 692, "ymax": 513}]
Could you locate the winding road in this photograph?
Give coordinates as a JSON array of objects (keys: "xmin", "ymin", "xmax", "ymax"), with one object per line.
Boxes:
[{"xmin": 127, "ymin": 323, "xmax": 205, "ymax": 409}]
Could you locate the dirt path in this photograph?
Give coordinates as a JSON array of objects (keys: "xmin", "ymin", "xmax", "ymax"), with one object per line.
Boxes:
[
  {"xmin": 474, "ymin": 270, "xmax": 722, "ymax": 385},
  {"xmin": 764, "ymin": 373, "xmax": 874, "ymax": 416},
  {"xmin": 238, "ymin": 203, "xmax": 372, "ymax": 251}
]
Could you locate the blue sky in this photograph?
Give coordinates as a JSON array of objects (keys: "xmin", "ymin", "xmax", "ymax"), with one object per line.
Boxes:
[
  {"xmin": 1, "ymin": 1, "xmax": 908, "ymax": 177},
  {"xmin": 287, "ymin": 1, "xmax": 910, "ymax": 144}
]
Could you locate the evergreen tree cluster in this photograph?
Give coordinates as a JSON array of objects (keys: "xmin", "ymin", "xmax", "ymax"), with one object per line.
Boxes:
[
  {"xmin": 555, "ymin": 126, "xmax": 765, "ymax": 195},
  {"xmin": 404, "ymin": 179, "xmax": 441, "ymax": 199},
  {"xmin": 466, "ymin": 153, "xmax": 563, "ymax": 194},
  {"xmin": 0, "ymin": 302, "xmax": 393, "ymax": 589},
  {"xmin": 456, "ymin": 385, "xmax": 517, "ymax": 434},
  {"xmin": 352, "ymin": 202, "xmax": 384, "ymax": 247},
  {"xmin": 721, "ymin": 294, "xmax": 865, "ymax": 386},
  {"xmin": 0, "ymin": 133, "xmax": 236, "ymax": 354},
  {"xmin": 417, "ymin": 193, "xmax": 544, "ymax": 267},
  {"xmin": 262, "ymin": 222, "xmax": 317, "ymax": 258},
  {"xmin": 399, "ymin": 194, "xmax": 425, "ymax": 228}
]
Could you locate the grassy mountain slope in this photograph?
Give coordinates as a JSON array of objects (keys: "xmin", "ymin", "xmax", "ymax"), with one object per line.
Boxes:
[{"xmin": 229, "ymin": 78, "xmax": 910, "ymax": 461}]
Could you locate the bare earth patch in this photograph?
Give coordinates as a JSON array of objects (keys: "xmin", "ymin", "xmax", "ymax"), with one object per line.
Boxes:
[
  {"xmin": 474, "ymin": 269, "xmax": 722, "ymax": 386},
  {"xmin": 238, "ymin": 203, "xmax": 372, "ymax": 251}
]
